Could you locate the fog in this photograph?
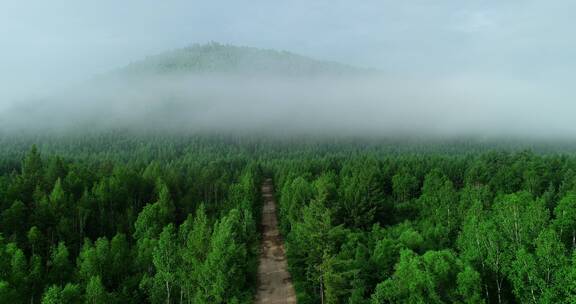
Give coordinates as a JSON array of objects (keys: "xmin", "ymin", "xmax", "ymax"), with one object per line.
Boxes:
[
  {"xmin": 1, "ymin": 1, "xmax": 576, "ymax": 138},
  {"xmin": 1, "ymin": 71, "xmax": 575, "ymax": 139}
]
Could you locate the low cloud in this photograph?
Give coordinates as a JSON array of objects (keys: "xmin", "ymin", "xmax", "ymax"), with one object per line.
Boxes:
[{"xmin": 1, "ymin": 72, "xmax": 573, "ymax": 139}]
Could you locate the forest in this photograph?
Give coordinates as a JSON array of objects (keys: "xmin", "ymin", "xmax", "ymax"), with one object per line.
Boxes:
[
  {"xmin": 0, "ymin": 134, "xmax": 262, "ymax": 303},
  {"xmin": 3, "ymin": 0, "xmax": 576, "ymax": 303},
  {"xmin": 0, "ymin": 133, "xmax": 575, "ymax": 303}
]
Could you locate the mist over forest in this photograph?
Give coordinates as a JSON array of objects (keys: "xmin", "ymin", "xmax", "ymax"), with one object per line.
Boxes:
[
  {"xmin": 4, "ymin": 2, "xmax": 576, "ymax": 304},
  {"xmin": 1, "ymin": 43, "xmax": 574, "ymax": 140}
]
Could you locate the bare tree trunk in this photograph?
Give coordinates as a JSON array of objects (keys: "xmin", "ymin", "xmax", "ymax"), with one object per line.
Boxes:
[
  {"xmin": 496, "ymin": 276, "xmax": 502, "ymax": 304},
  {"xmin": 166, "ymin": 281, "xmax": 171, "ymax": 304},
  {"xmin": 320, "ymin": 279, "xmax": 324, "ymax": 304},
  {"xmin": 572, "ymin": 229, "xmax": 576, "ymax": 249}
]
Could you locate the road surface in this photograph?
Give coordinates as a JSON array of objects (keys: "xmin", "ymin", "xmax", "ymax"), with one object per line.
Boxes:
[{"xmin": 255, "ymin": 178, "xmax": 297, "ymax": 304}]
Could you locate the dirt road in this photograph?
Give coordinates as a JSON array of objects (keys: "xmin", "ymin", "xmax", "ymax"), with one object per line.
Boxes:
[{"xmin": 255, "ymin": 179, "xmax": 297, "ymax": 304}]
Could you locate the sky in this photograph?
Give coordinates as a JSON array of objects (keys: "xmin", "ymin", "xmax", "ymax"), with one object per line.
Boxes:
[
  {"xmin": 1, "ymin": 0, "xmax": 576, "ymax": 137},
  {"xmin": 1, "ymin": 1, "xmax": 575, "ymax": 102}
]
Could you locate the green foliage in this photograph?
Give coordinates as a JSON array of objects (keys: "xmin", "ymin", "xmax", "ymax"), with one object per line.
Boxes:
[
  {"xmin": 270, "ymin": 141, "xmax": 576, "ymax": 303},
  {"xmin": 149, "ymin": 224, "xmax": 178, "ymax": 304},
  {"xmin": 41, "ymin": 283, "xmax": 82, "ymax": 304},
  {"xmin": 0, "ymin": 136, "xmax": 263, "ymax": 303},
  {"xmin": 85, "ymin": 276, "xmax": 108, "ymax": 304},
  {"xmin": 48, "ymin": 242, "xmax": 72, "ymax": 285},
  {"xmin": 2, "ymin": 134, "xmax": 576, "ymax": 303},
  {"xmin": 371, "ymin": 249, "xmax": 480, "ymax": 303},
  {"xmin": 197, "ymin": 209, "xmax": 246, "ymax": 303},
  {"xmin": 392, "ymin": 171, "xmax": 419, "ymax": 202},
  {"xmin": 553, "ymin": 191, "xmax": 576, "ymax": 249}
]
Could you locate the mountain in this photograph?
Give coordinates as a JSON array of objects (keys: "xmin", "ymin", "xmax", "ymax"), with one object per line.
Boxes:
[
  {"xmin": 116, "ymin": 43, "xmax": 366, "ymax": 77},
  {"xmin": 0, "ymin": 43, "xmax": 378, "ymax": 135}
]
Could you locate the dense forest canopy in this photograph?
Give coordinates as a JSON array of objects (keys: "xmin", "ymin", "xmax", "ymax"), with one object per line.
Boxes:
[
  {"xmin": 1, "ymin": 133, "xmax": 576, "ymax": 303},
  {"xmin": 0, "ymin": 134, "xmax": 262, "ymax": 303}
]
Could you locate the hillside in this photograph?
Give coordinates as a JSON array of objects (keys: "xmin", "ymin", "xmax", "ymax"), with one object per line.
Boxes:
[
  {"xmin": 117, "ymin": 43, "xmax": 365, "ymax": 77},
  {"xmin": 0, "ymin": 43, "xmax": 376, "ymax": 134}
]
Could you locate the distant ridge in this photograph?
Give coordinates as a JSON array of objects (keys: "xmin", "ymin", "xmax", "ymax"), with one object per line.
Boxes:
[
  {"xmin": 118, "ymin": 42, "xmax": 368, "ymax": 76},
  {"xmin": 1, "ymin": 43, "xmax": 376, "ymax": 134}
]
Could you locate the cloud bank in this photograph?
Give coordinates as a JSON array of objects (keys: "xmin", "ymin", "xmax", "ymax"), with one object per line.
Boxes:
[{"xmin": 1, "ymin": 72, "xmax": 573, "ymax": 139}]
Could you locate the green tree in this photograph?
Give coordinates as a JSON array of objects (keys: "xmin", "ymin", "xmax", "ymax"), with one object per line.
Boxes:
[
  {"xmin": 21, "ymin": 145, "xmax": 44, "ymax": 200},
  {"xmin": 41, "ymin": 285, "xmax": 64, "ymax": 304},
  {"xmin": 150, "ymin": 224, "xmax": 179, "ymax": 304},
  {"xmin": 492, "ymin": 192, "xmax": 549, "ymax": 249},
  {"xmin": 48, "ymin": 242, "xmax": 72, "ymax": 285},
  {"xmin": 279, "ymin": 177, "xmax": 314, "ymax": 233},
  {"xmin": 0, "ymin": 281, "xmax": 17, "ymax": 303},
  {"xmin": 109, "ymin": 233, "xmax": 130, "ymax": 288},
  {"xmin": 417, "ymin": 169, "xmax": 459, "ymax": 249},
  {"xmin": 0, "ymin": 201, "xmax": 27, "ymax": 239},
  {"xmin": 392, "ymin": 171, "xmax": 419, "ymax": 202},
  {"xmin": 371, "ymin": 249, "xmax": 480, "ymax": 304},
  {"xmin": 41, "ymin": 283, "xmax": 81, "ymax": 304},
  {"xmin": 339, "ymin": 160, "xmax": 386, "ymax": 228},
  {"xmin": 77, "ymin": 238, "xmax": 109, "ymax": 284},
  {"xmin": 289, "ymin": 200, "xmax": 335, "ymax": 302},
  {"xmin": 509, "ymin": 229, "xmax": 568, "ymax": 303},
  {"xmin": 6, "ymin": 243, "xmax": 27, "ymax": 297},
  {"xmin": 27, "ymin": 226, "xmax": 42, "ymax": 255},
  {"xmin": 458, "ymin": 201, "xmax": 508, "ymax": 304},
  {"xmin": 85, "ymin": 276, "xmax": 108, "ymax": 304},
  {"xmin": 457, "ymin": 266, "xmax": 484, "ymax": 304},
  {"xmin": 197, "ymin": 210, "xmax": 245, "ymax": 303},
  {"xmin": 181, "ymin": 204, "xmax": 211, "ymax": 302},
  {"xmin": 552, "ymin": 191, "xmax": 576, "ymax": 249},
  {"xmin": 28, "ymin": 254, "xmax": 44, "ymax": 304}
]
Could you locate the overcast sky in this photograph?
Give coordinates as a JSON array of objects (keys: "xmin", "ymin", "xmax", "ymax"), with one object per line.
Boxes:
[{"xmin": 1, "ymin": 0, "xmax": 575, "ymax": 107}]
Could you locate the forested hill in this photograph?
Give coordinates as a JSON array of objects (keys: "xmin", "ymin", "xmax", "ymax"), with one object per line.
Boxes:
[
  {"xmin": 0, "ymin": 43, "xmax": 374, "ymax": 134},
  {"xmin": 116, "ymin": 43, "xmax": 366, "ymax": 77}
]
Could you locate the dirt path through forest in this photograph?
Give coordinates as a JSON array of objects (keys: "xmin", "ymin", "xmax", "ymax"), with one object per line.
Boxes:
[{"xmin": 255, "ymin": 178, "xmax": 297, "ymax": 304}]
